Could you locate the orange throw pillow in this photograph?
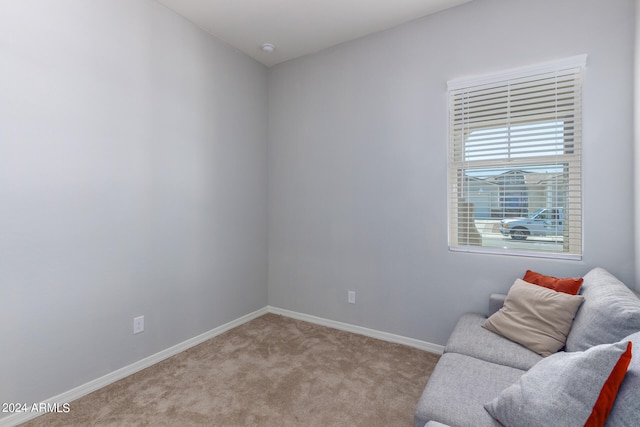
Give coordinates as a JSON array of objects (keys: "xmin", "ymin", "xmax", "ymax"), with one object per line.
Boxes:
[
  {"xmin": 523, "ymin": 270, "xmax": 583, "ymax": 295},
  {"xmin": 585, "ymin": 341, "xmax": 633, "ymax": 427}
]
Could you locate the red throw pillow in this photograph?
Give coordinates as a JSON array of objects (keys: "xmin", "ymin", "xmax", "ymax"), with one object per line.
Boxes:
[
  {"xmin": 523, "ymin": 270, "xmax": 583, "ymax": 295},
  {"xmin": 585, "ymin": 342, "xmax": 633, "ymax": 427}
]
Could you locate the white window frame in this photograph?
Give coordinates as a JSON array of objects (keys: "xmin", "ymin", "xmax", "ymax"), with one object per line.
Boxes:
[{"xmin": 447, "ymin": 55, "xmax": 586, "ymax": 260}]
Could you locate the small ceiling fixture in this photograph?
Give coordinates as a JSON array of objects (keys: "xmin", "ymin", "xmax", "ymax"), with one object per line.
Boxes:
[{"xmin": 261, "ymin": 43, "xmax": 275, "ymax": 54}]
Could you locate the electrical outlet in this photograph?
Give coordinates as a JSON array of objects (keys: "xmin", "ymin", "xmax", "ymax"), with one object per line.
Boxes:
[
  {"xmin": 348, "ymin": 290, "xmax": 356, "ymax": 304},
  {"xmin": 133, "ymin": 315, "xmax": 144, "ymax": 334}
]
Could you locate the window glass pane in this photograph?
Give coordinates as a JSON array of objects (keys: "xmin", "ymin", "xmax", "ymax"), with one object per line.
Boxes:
[{"xmin": 460, "ymin": 163, "xmax": 569, "ymax": 254}]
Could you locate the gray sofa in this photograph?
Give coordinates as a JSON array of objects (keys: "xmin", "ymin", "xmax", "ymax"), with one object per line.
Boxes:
[{"xmin": 415, "ymin": 268, "xmax": 640, "ymax": 427}]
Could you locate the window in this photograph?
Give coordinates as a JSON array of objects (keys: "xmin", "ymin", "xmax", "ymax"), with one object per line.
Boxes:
[{"xmin": 447, "ymin": 55, "xmax": 586, "ymax": 259}]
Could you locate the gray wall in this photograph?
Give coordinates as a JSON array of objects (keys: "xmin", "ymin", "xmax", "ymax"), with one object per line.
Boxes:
[
  {"xmin": 633, "ymin": 0, "xmax": 640, "ymax": 292},
  {"xmin": 1, "ymin": 0, "xmax": 267, "ymax": 409},
  {"xmin": 268, "ymin": 0, "xmax": 636, "ymax": 346}
]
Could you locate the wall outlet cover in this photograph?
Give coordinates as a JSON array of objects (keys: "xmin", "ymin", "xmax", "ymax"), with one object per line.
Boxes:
[
  {"xmin": 348, "ymin": 291, "xmax": 356, "ymax": 304},
  {"xmin": 133, "ymin": 315, "xmax": 145, "ymax": 334}
]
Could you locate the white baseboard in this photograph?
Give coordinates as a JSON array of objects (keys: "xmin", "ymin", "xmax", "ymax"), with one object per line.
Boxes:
[
  {"xmin": 2, "ymin": 305, "xmax": 442, "ymax": 427},
  {"xmin": 267, "ymin": 306, "xmax": 445, "ymax": 355},
  {"xmin": 0, "ymin": 307, "xmax": 269, "ymax": 427}
]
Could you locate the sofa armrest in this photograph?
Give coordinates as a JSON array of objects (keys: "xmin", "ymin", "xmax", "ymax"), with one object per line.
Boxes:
[{"xmin": 488, "ymin": 293, "xmax": 507, "ymax": 316}]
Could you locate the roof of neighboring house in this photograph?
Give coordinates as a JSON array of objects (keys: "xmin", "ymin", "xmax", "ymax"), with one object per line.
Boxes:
[{"xmin": 464, "ymin": 169, "xmax": 568, "ymax": 187}]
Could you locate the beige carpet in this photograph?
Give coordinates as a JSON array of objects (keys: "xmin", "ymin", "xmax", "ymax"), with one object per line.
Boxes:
[{"xmin": 22, "ymin": 313, "xmax": 439, "ymax": 426}]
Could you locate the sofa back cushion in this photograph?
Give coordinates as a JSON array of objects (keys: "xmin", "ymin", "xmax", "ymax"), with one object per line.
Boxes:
[{"xmin": 565, "ymin": 268, "xmax": 640, "ymax": 352}]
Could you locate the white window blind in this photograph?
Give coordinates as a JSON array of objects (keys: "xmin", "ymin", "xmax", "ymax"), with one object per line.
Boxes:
[{"xmin": 447, "ymin": 55, "xmax": 586, "ymax": 259}]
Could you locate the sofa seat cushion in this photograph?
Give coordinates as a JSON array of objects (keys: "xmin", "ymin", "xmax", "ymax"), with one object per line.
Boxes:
[
  {"xmin": 566, "ymin": 268, "xmax": 640, "ymax": 352},
  {"xmin": 606, "ymin": 331, "xmax": 640, "ymax": 426},
  {"xmin": 414, "ymin": 352, "xmax": 524, "ymax": 427},
  {"xmin": 444, "ymin": 313, "xmax": 543, "ymax": 370}
]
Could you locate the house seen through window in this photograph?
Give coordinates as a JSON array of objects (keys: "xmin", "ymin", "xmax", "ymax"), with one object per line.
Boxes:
[{"xmin": 447, "ymin": 56, "xmax": 586, "ymax": 259}]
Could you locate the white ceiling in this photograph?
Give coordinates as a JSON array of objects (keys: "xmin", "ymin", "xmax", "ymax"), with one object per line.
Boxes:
[{"xmin": 154, "ymin": 0, "xmax": 473, "ymax": 67}]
